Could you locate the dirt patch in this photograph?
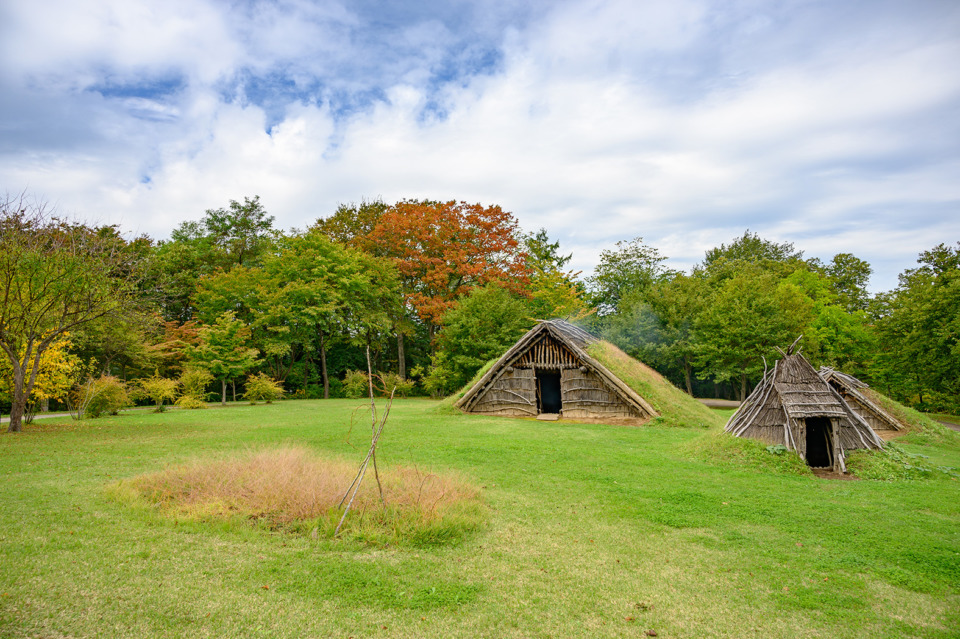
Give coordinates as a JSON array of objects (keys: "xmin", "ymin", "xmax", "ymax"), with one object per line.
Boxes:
[
  {"xmin": 698, "ymin": 399, "xmax": 741, "ymax": 409},
  {"xmin": 811, "ymin": 468, "xmax": 859, "ymax": 481},
  {"xmin": 876, "ymin": 429, "xmax": 906, "ymax": 441},
  {"xmin": 937, "ymin": 420, "xmax": 960, "ymax": 433}
]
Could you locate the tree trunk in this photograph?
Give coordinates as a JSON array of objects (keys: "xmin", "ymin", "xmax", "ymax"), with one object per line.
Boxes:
[
  {"xmin": 397, "ymin": 331, "xmax": 406, "ymax": 379},
  {"xmin": 7, "ymin": 394, "xmax": 27, "ymax": 433},
  {"xmin": 303, "ymin": 352, "xmax": 312, "ymax": 394},
  {"xmin": 320, "ymin": 342, "xmax": 329, "ymax": 400},
  {"xmin": 6, "ymin": 357, "xmax": 34, "ymax": 433},
  {"xmin": 231, "ymin": 381, "xmax": 236, "ymax": 402},
  {"xmin": 682, "ymin": 358, "xmax": 693, "ymax": 396},
  {"xmin": 221, "ymin": 379, "xmax": 227, "ymax": 405},
  {"xmin": 740, "ymin": 373, "xmax": 747, "ymax": 402}
]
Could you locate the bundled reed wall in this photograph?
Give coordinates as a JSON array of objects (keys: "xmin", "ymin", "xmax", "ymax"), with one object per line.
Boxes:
[
  {"xmin": 471, "ymin": 367, "xmax": 537, "ymax": 416},
  {"xmin": 560, "ymin": 368, "xmax": 640, "ymax": 419}
]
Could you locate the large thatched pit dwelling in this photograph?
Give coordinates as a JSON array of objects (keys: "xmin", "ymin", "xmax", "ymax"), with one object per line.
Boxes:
[
  {"xmin": 454, "ymin": 320, "xmax": 657, "ymax": 422},
  {"xmin": 725, "ymin": 341, "xmax": 884, "ymax": 472}
]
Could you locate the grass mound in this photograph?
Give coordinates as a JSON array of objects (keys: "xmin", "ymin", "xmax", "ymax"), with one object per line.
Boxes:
[
  {"xmin": 587, "ymin": 341, "xmax": 725, "ymax": 429},
  {"xmin": 862, "ymin": 388, "xmax": 960, "ymax": 445},
  {"xmin": 683, "ymin": 426, "xmax": 812, "ymax": 475},
  {"xmin": 112, "ymin": 447, "xmax": 486, "ymax": 546},
  {"xmin": 847, "ymin": 441, "xmax": 960, "ymax": 481}
]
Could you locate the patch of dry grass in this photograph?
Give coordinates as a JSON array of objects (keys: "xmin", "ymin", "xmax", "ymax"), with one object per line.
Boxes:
[{"xmin": 113, "ymin": 447, "xmax": 485, "ymax": 545}]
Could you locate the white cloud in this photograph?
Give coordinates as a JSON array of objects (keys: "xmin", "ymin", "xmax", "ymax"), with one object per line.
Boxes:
[{"xmin": 1, "ymin": 0, "xmax": 958, "ymax": 293}]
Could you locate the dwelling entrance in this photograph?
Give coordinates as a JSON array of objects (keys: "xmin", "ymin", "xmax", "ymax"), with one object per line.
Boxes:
[
  {"xmin": 536, "ymin": 370, "xmax": 562, "ymax": 414},
  {"xmin": 805, "ymin": 417, "xmax": 833, "ymax": 468}
]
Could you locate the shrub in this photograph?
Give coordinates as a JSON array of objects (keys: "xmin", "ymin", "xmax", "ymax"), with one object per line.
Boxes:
[
  {"xmin": 421, "ymin": 364, "xmax": 456, "ymax": 398},
  {"xmin": 242, "ymin": 372, "xmax": 284, "ymax": 404},
  {"xmin": 179, "ymin": 367, "xmax": 214, "ymax": 402},
  {"xmin": 174, "ymin": 394, "xmax": 207, "ymax": 410},
  {"xmin": 134, "ymin": 375, "xmax": 180, "ymax": 413},
  {"xmin": 342, "ymin": 370, "xmax": 369, "ymax": 399},
  {"xmin": 83, "ymin": 375, "xmax": 131, "ymax": 418},
  {"xmin": 378, "ymin": 372, "xmax": 416, "ymax": 398}
]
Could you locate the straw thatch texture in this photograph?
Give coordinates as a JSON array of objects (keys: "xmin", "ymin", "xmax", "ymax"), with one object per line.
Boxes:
[
  {"xmin": 819, "ymin": 367, "xmax": 903, "ymax": 434},
  {"xmin": 455, "ymin": 320, "xmax": 656, "ymax": 421},
  {"xmin": 725, "ymin": 343, "xmax": 883, "ymax": 472}
]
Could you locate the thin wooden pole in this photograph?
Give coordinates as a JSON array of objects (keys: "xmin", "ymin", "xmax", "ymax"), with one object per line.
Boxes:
[
  {"xmin": 334, "ymin": 390, "xmax": 395, "ymax": 537},
  {"xmin": 366, "ymin": 345, "xmax": 385, "ymax": 505}
]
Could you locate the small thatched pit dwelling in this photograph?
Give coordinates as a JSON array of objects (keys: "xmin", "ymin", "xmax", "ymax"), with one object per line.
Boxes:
[
  {"xmin": 818, "ymin": 367, "xmax": 904, "ymax": 438},
  {"xmin": 454, "ymin": 320, "xmax": 657, "ymax": 422},
  {"xmin": 725, "ymin": 341, "xmax": 884, "ymax": 473}
]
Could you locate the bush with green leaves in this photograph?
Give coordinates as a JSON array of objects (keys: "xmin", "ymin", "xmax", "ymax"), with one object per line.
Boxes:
[
  {"xmin": 174, "ymin": 394, "xmax": 207, "ymax": 410},
  {"xmin": 342, "ymin": 370, "xmax": 369, "ymax": 399},
  {"xmin": 179, "ymin": 367, "xmax": 214, "ymax": 403},
  {"xmin": 378, "ymin": 372, "xmax": 416, "ymax": 398},
  {"xmin": 242, "ymin": 372, "xmax": 284, "ymax": 404},
  {"xmin": 84, "ymin": 376, "xmax": 132, "ymax": 418},
  {"xmin": 134, "ymin": 375, "xmax": 180, "ymax": 413}
]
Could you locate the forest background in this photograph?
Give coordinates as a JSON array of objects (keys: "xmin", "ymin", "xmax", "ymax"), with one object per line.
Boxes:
[{"xmin": 2, "ymin": 193, "xmax": 957, "ymax": 434}]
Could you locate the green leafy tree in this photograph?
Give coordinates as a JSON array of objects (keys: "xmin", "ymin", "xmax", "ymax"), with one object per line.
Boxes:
[
  {"xmin": 147, "ymin": 196, "xmax": 276, "ymax": 323},
  {"xmin": 701, "ymin": 230, "xmax": 804, "ymax": 275},
  {"xmin": 193, "ymin": 265, "xmax": 263, "ymax": 326},
  {"xmin": 586, "ymin": 237, "xmax": 674, "ymax": 315},
  {"xmin": 823, "ymin": 253, "xmax": 873, "ymax": 313},
  {"xmin": 188, "ymin": 311, "xmax": 259, "ymax": 405},
  {"xmin": 0, "ymin": 195, "xmax": 145, "ymax": 432},
  {"xmin": 605, "ymin": 274, "xmax": 708, "ymax": 396},
  {"xmin": 313, "ymin": 199, "xmax": 388, "ymax": 247},
  {"xmin": 523, "ymin": 229, "xmax": 591, "ymax": 321},
  {"xmin": 201, "ymin": 195, "xmax": 276, "ymax": 267},
  {"xmin": 872, "ymin": 243, "xmax": 960, "ymax": 410},
  {"xmin": 258, "ymin": 230, "xmax": 401, "ymax": 396},
  {"xmin": 693, "ymin": 265, "xmax": 814, "ymax": 400},
  {"xmin": 424, "ymin": 284, "xmax": 532, "ymax": 395},
  {"xmin": 781, "ymin": 267, "xmax": 875, "ymax": 375},
  {"xmin": 524, "ymin": 227, "xmax": 572, "ymax": 273}
]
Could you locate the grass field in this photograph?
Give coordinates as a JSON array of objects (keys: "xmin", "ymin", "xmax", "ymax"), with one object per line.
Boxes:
[{"xmin": 2, "ymin": 399, "xmax": 958, "ymax": 638}]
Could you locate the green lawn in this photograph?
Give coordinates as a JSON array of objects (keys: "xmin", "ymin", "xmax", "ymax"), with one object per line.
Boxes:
[{"xmin": 2, "ymin": 400, "xmax": 958, "ymax": 638}]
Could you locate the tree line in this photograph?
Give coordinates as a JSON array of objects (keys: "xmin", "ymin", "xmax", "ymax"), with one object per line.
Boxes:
[{"xmin": 1, "ymin": 192, "xmax": 957, "ymax": 432}]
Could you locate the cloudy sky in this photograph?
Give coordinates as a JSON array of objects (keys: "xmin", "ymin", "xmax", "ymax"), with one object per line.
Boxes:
[{"xmin": 1, "ymin": 0, "xmax": 958, "ymax": 291}]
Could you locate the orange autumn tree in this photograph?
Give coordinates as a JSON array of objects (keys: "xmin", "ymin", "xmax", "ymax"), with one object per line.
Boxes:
[{"xmin": 366, "ymin": 200, "xmax": 531, "ymax": 336}]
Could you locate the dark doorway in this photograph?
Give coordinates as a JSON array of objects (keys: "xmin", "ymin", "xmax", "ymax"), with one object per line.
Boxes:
[
  {"xmin": 536, "ymin": 370, "xmax": 562, "ymax": 414},
  {"xmin": 805, "ymin": 417, "xmax": 833, "ymax": 468}
]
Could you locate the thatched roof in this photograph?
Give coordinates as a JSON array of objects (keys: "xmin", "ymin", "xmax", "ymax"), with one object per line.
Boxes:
[
  {"xmin": 818, "ymin": 367, "xmax": 903, "ymax": 432},
  {"xmin": 455, "ymin": 319, "xmax": 657, "ymax": 419},
  {"xmin": 725, "ymin": 341, "xmax": 883, "ymax": 469}
]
